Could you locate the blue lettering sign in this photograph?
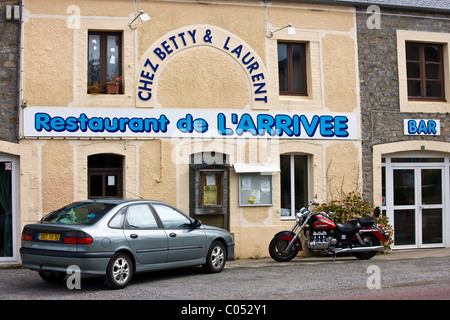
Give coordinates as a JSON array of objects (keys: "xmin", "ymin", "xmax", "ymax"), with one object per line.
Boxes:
[
  {"xmin": 407, "ymin": 119, "xmax": 439, "ymax": 135},
  {"xmin": 30, "ymin": 109, "xmax": 354, "ymax": 139},
  {"xmin": 177, "ymin": 114, "xmax": 208, "ymax": 133},
  {"xmin": 137, "ymin": 26, "xmax": 269, "ymax": 105},
  {"xmin": 34, "ymin": 113, "xmax": 170, "ymax": 134}
]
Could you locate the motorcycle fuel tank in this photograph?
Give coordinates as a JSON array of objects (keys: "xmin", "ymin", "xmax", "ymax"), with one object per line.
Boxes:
[{"xmin": 312, "ymin": 215, "xmax": 336, "ymax": 230}]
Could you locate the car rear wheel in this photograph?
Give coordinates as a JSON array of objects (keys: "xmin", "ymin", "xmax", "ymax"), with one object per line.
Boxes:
[
  {"xmin": 202, "ymin": 241, "xmax": 226, "ymax": 273},
  {"xmin": 103, "ymin": 252, "xmax": 133, "ymax": 289}
]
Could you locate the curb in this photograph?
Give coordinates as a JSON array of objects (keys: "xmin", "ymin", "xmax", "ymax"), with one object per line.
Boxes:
[{"xmin": 226, "ymin": 247, "xmax": 450, "ymax": 269}]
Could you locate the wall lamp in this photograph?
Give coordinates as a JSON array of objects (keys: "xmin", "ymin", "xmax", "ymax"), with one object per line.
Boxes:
[
  {"xmin": 266, "ymin": 23, "xmax": 296, "ymax": 38},
  {"xmin": 129, "ymin": 10, "xmax": 151, "ymax": 29}
]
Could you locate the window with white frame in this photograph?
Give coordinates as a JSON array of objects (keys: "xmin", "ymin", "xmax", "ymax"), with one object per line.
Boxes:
[
  {"xmin": 280, "ymin": 154, "xmax": 309, "ymax": 218},
  {"xmin": 397, "ymin": 30, "xmax": 450, "ymax": 113}
]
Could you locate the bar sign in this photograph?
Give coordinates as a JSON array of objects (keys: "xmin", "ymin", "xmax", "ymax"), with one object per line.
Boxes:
[{"xmin": 404, "ymin": 119, "xmax": 440, "ymax": 136}]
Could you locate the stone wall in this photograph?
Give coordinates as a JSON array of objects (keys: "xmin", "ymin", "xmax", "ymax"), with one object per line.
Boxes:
[
  {"xmin": 356, "ymin": 7, "xmax": 450, "ymax": 201},
  {"xmin": 0, "ymin": 1, "xmax": 19, "ymax": 143}
]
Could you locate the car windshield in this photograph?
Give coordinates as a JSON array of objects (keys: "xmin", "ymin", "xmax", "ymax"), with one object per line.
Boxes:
[{"xmin": 42, "ymin": 202, "xmax": 117, "ymax": 225}]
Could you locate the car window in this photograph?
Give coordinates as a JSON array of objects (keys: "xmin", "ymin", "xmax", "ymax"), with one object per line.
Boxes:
[
  {"xmin": 126, "ymin": 204, "xmax": 159, "ymax": 229},
  {"xmin": 152, "ymin": 204, "xmax": 191, "ymax": 228},
  {"xmin": 109, "ymin": 207, "xmax": 126, "ymax": 228},
  {"xmin": 42, "ymin": 202, "xmax": 116, "ymax": 225}
]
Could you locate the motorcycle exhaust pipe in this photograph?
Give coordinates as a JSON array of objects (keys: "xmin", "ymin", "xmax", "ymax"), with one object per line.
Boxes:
[{"xmin": 333, "ymin": 246, "xmax": 384, "ymax": 254}]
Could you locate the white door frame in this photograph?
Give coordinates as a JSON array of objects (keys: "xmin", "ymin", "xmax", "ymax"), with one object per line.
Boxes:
[
  {"xmin": 384, "ymin": 152, "xmax": 449, "ymax": 249},
  {"xmin": 0, "ymin": 155, "xmax": 19, "ymax": 264}
]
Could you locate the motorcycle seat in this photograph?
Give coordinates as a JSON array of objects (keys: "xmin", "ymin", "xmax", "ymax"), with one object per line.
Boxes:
[
  {"xmin": 357, "ymin": 217, "xmax": 375, "ymax": 227},
  {"xmin": 336, "ymin": 220, "xmax": 361, "ymax": 235}
]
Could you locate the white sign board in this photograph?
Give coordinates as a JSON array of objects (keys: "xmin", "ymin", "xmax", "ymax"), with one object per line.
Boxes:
[
  {"xmin": 404, "ymin": 119, "xmax": 440, "ymax": 136},
  {"xmin": 24, "ymin": 107, "xmax": 358, "ymax": 140}
]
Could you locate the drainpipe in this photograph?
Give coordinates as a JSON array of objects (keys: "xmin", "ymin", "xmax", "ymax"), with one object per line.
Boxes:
[{"xmin": 17, "ymin": 0, "xmax": 25, "ymax": 140}]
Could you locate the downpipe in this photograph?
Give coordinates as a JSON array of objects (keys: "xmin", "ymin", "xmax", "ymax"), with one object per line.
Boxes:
[{"xmin": 333, "ymin": 246, "xmax": 384, "ymax": 255}]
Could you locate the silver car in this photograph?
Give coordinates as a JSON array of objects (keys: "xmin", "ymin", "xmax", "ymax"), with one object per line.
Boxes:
[{"xmin": 20, "ymin": 199, "xmax": 234, "ymax": 289}]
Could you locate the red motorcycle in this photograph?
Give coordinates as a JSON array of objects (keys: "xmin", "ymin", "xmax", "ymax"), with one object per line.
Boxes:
[{"xmin": 269, "ymin": 198, "xmax": 389, "ymax": 262}]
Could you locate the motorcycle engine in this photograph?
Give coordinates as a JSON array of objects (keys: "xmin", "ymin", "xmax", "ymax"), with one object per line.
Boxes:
[{"xmin": 309, "ymin": 231, "xmax": 337, "ymax": 251}]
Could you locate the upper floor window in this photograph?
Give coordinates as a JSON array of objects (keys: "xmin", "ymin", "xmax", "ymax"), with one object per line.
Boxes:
[
  {"xmin": 406, "ymin": 42, "xmax": 444, "ymax": 100},
  {"xmin": 278, "ymin": 42, "xmax": 307, "ymax": 96},
  {"xmin": 88, "ymin": 31, "xmax": 123, "ymax": 94}
]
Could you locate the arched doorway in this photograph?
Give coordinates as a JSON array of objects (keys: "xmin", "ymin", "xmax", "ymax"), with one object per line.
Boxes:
[{"xmin": 88, "ymin": 154, "xmax": 124, "ymax": 199}]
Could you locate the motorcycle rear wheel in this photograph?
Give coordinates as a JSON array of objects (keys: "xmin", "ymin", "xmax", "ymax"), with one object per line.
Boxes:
[
  {"xmin": 353, "ymin": 233, "xmax": 380, "ymax": 260},
  {"xmin": 269, "ymin": 237, "xmax": 298, "ymax": 262}
]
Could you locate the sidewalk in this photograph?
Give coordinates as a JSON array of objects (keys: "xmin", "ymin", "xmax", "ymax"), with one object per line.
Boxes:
[{"xmin": 226, "ymin": 247, "xmax": 450, "ymax": 269}]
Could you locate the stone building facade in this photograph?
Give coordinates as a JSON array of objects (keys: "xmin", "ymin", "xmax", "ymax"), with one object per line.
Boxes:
[
  {"xmin": 355, "ymin": 2, "xmax": 450, "ymax": 249},
  {"xmin": 0, "ymin": 0, "xmax": 20, "ymax": 143},
  {"xmin": 0, "ymin": 0, "xmax": 20, "ymax": 263}
]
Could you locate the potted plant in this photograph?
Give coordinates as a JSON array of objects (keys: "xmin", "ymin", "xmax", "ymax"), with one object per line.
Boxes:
[
  {"xmin": 105, "ymin": 72, "xmax": 122, "ymax": 94},
  {"xmin": 88, "ymin": 82, "xmax": 102, "ymax": 94}
]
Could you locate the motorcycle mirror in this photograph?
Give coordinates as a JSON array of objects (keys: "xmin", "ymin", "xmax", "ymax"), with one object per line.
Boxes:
[{"xmin": 373, "ymin": 206, "xmax": 381, "ymax": 218}]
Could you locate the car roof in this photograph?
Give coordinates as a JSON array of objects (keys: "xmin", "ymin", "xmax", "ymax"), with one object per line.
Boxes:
[{"xmin": 73, "ymin": 199, "xmax": 168, "ymax": 205}]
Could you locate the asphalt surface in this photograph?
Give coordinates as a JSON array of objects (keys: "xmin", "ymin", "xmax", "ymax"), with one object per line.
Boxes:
[{"xmin": 0, "ymin": 247, "xmax": 449, "ymax": 303}]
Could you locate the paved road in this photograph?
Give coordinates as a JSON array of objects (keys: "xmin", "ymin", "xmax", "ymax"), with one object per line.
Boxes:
[{"xmin": 0, "ymin": 248, "xmax": 449, "ymax": 302}]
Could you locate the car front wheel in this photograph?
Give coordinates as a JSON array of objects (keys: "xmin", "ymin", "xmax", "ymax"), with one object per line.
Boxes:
[
  {"xmin": 103, "ymin": 252, "xmax": 133, "ymax": 289},
  {"xmin": 202, "ymin": 241, "xmax": 226, "ymax": 273}
]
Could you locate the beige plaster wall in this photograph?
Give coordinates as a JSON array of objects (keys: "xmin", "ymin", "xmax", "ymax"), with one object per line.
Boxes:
[
  {"xmin": 325, "ymin": 142, "xmax": 360, "ymax": 201},
  {"xmin": 18, "ymin": 0, "xmax": 361, "ymax": 259},
  {"xmin": 23, "ymin": 18, "xmax": 73, "ymax": 107},
  {"xmin": 25, "ymin": 0, "xmax": 133, "ymax": 16},
  {"xmin": 139, "ymin": 139, "xmax": 177, "ymax": 207},
  {"xmin": 157, "ymin": 47, "xmax": 250, "ymax": 109},
  {"xmin": 137, "ymin": 1, "xmax": 266, "ymax": 60},
  {"xmin": 322, "ymin": 34, "xmax": 358, "ymax": 113},
  {"xmin": 42, "ymin": 140, "xmax": 74, "ymax": 213},
  {"xmin": 267, "ymin": 3, "xmax": 355, "ymax": 32}
]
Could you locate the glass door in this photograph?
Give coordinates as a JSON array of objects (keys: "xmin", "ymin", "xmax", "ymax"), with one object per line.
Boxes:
[
  {"xmin": 392, "ymin": 166, "xmax": 443, "ymax": 248},
  {"xmin": 421, "ymin": 169, "xmax": 443, "ymax": 246},
  {"xmin": 393, "ymin": 169, "xmax": 416, "ymax": 246}
]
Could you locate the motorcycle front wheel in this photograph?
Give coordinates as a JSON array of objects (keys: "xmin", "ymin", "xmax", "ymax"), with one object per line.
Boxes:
[{"xmin": 269, "ymin": 237, "xmax": 298, "ymax": 262}]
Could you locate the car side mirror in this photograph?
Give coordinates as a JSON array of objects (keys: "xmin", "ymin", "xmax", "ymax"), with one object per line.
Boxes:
[
  {"xmin": 373, "ymin": 206, "xmax": 381, "ymax": 218},
  {"xmin": 191, "ymin": 219, "xmax": 202, "ymax": 228}
]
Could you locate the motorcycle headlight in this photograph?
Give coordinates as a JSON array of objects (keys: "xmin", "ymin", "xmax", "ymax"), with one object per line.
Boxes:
[{"xmin": 296, "ymin": 211, "xmax": 303, "ymax": 223}]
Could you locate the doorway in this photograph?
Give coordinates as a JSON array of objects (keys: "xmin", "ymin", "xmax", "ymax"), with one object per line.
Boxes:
[
  {"xmin": 384, "ymin": 154, "xmax": 448, "ymax": 248},
  {"xmin": 88, "ymin": 154, "xmax": 123, "ymax": 199},
  {"xmin": 189, "ymin": 152, "xmax": 230, "ymax": 230},
  {"xmin": 0, "ymin": 156, "xmax": 18, "ymax": 263}
]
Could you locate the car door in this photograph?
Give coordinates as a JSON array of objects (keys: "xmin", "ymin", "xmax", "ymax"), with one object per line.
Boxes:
[
  {"xmin": 123, "ymin": 203, "xmax": 168, "ymax": 265},
  {"xmin": 151, "ymin": 203, "xmax": 206, "ymax": 263}
]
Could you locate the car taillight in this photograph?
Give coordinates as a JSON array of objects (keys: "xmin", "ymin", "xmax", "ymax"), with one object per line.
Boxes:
[
  {"xmin": 64, "ymin": 231, "xmax": 93, "ymax": 245},
  {"xmin": 21, "ymin": 233, "xmax": 32, "ymax": 241},
  {"xmin": 21, "ymin": 227, "xmax": 33, "ymax": 241}
]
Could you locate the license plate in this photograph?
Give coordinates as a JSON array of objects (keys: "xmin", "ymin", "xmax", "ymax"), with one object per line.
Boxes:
[{"xmin": 38, "ymin": 233, "xmax": 61, "ymax": 241}]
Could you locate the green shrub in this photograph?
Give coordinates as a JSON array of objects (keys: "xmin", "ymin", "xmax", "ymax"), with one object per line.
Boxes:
[{"xmin": 316, "ymin": 192, "xmax": 393, "ymax": 253}]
